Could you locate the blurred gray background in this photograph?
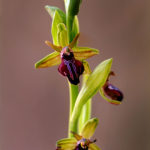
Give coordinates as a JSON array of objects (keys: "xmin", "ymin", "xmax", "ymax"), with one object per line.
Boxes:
[{"xmin": 1, "ymin": 0, "xmax": 150, "ymax": 150}]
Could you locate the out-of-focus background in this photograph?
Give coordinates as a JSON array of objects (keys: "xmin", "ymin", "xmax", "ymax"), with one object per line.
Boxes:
[{"xmin": 1, "ymin": 0, "xmax": 150, "ymax": 150}]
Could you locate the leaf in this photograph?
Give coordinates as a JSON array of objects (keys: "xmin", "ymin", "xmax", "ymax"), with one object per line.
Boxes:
[
  {"xmin": 72, "ymin": 47, "xmax": 99, "ymax": 60},
  {"xmin": 45, "ymin": 5, "xmax": 66, "ymax": 23},
  {"xmin": 51, "ymin": 11, "xmax": 65, "ymax": 45},
  {"xmin": 57, "ymin": 23, "xmax": 69, "ymax": 47},
  {"xmin": 99, "ymin": 88, "xmax": 122, "ymax": 105},
  {"xmin": 35, "ymin": 51, "xmax": 61, "ymax": 68},
  {"xmin": 56, "ymin": 138, "xmax": 77, "ymax": 150},
  {"xmin": 80, "ymin": 118, "xmax": 99, "ymax": 139}
]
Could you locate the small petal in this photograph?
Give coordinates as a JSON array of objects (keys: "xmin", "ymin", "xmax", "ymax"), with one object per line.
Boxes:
[
  {"xmin": 35, "ymin": 51, "xmax": 61, "ymax": 68},
  {"xmin": 81, "ymin": 118, "xmax": 99, "ymax": 139},
  {"xmin": 72, "ymin": 47, "xmax": 99, "ymax": 60},
  {"xmin": 71, "ymin": 132, "xmax": 83, "ymax": 141},
  {"xmin": 82, "ymin": 60, "xmax": 91, "ymax": 74},
  {"xmin": 56, "ymin": 138, "xmax": 77, "ymax": 150},
  {"xmin": 45, "ymin": 40, "xmax": 62, "ymax": 52},
  {"xmin": 89, "ymin": 143, "xmax": 101, "ymax": 150},
  {"xmin": 69, "ymin": 33, "xmax": 80, "ymax": 48}
]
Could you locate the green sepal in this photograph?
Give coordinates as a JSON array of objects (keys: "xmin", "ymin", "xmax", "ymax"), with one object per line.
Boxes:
[
  {"xmin": 51, "ymin": 11, "xmax": 65, "ymax": 45},
  {"xmin": 80, "ymin": 118, "xmax": 98, "ymax": 139},
  {"xmin": 45, "ymin": 5, "xmax": 66, "ymax": 23},
  {"xmin": 35, "ymin": 51, "xmax": 61, "ymax": 68},
  {"xmin": 56, "ymin": 138, "xmax": 77, "ymax": 150},
  {"xmin": 73, "ymin": 47, "xmax": 99, "ymax": 60},
  {"xmin": 99, "ymin": 88, "xmax": 121, "ymax": 105},
  {"xmin": 57, "ymin": 23, "xmax": 69, "ymax": 47},
  {"xmin": 89, "ymin": 143, "xmax": 101, "ymax": 150}
]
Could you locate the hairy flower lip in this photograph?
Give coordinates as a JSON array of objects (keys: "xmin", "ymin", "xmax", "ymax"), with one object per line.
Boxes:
[
  {"xmin": 58, "ymin": 47, "xmax": 84, "ymax": 85},
  {"xmin": 99, "ymin": 71, "xmax": 123, "ymax": 105}
]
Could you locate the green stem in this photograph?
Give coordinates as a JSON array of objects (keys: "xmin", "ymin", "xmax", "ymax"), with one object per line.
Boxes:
[
  {"xmin": 78, "ymin": 74, "xmax": 91, "ymax": 133},
  {"xmin": 68, "ymin": 83, "xmax": 79, "ymax": 137},
  {"xmin": 66, "ymin": 14, "xmax": 74, "ymax": 43}
]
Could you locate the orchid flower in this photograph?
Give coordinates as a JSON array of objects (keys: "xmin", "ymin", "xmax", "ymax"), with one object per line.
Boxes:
[
  {"xmin": 57, "ymin": 118, "xmax": 101, "ymax": 150},
  {"xmin": 35, "ymin": 33, "xmax": 99, "ymax": 85},
  {"xmin": 99, "ymin": 71, "xmax": 123, "ymax": 105}
]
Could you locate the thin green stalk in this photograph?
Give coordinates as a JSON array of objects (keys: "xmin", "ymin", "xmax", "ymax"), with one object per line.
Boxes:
[
  {"xmin": 68, "ymin": 81, "xmax": 79, "ymax": 137},
  {"xmin": 78, "ymin": 74, "xmax": 91, "ymax": 133},
  {"xmin": 64, "ymin": 0, "xmax": 80, "ymax": 137},
  {"xmin": 78, "ymin": 99, "xmax": 91, "ymax": 133},
  {"xmin": 66, "ymin": 14, "xmax": 74, "ymax": 43}
]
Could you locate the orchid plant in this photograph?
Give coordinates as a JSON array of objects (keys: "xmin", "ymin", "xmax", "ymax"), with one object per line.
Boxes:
[{"xmin": 35, "ymin": 0, "xmax": 123, "ymax": 150}]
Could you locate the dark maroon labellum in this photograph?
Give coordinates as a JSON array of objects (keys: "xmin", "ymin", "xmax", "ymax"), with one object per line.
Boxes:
[
  {"xmin": 75, "ymin": 144, "xmax": 88, "ymax": 150},
  {"xmin": 103, "ymin": 83, "xmax": 123, "ymax": 101},
  {"xmin": 58, "ymin": 47, "xmax": 84, "ymax": 85},
  {"xmin": 76, "ymin": 139, "xmax": 89, "ymax": 150}
]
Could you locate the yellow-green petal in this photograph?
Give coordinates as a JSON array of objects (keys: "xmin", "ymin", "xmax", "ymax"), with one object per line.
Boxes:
[
  {"xmin": 72, "ymin": 47, "xmax": 99, "ymax": 60},
  {"xmin": 80, "ymin": 118, "xmax": 98, "ymax": 139},
  {"xmin": 99, "ymin": 88, "xmax": 121, "ymax": 105},
  {"xmin": 89, "ymin": 143, "xmax": 101, "ymax": 150},
  {"xmin": 45, "ymin": 40, "xmax": 62, "ymax": 52},
  {"xmin": 82, "ymin": 60, "xmax": 91, "ymax": 74},
  {"xmin": 35, "ymin": 51, "xmax": 61, "ymax": 68},
  {"xmin": 69, "ymin": 33, "xmax": 80, "ymax": 48},
  {"xmin": 56, "ymin": 138, "xmax": 77, "ymax": 150}
]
